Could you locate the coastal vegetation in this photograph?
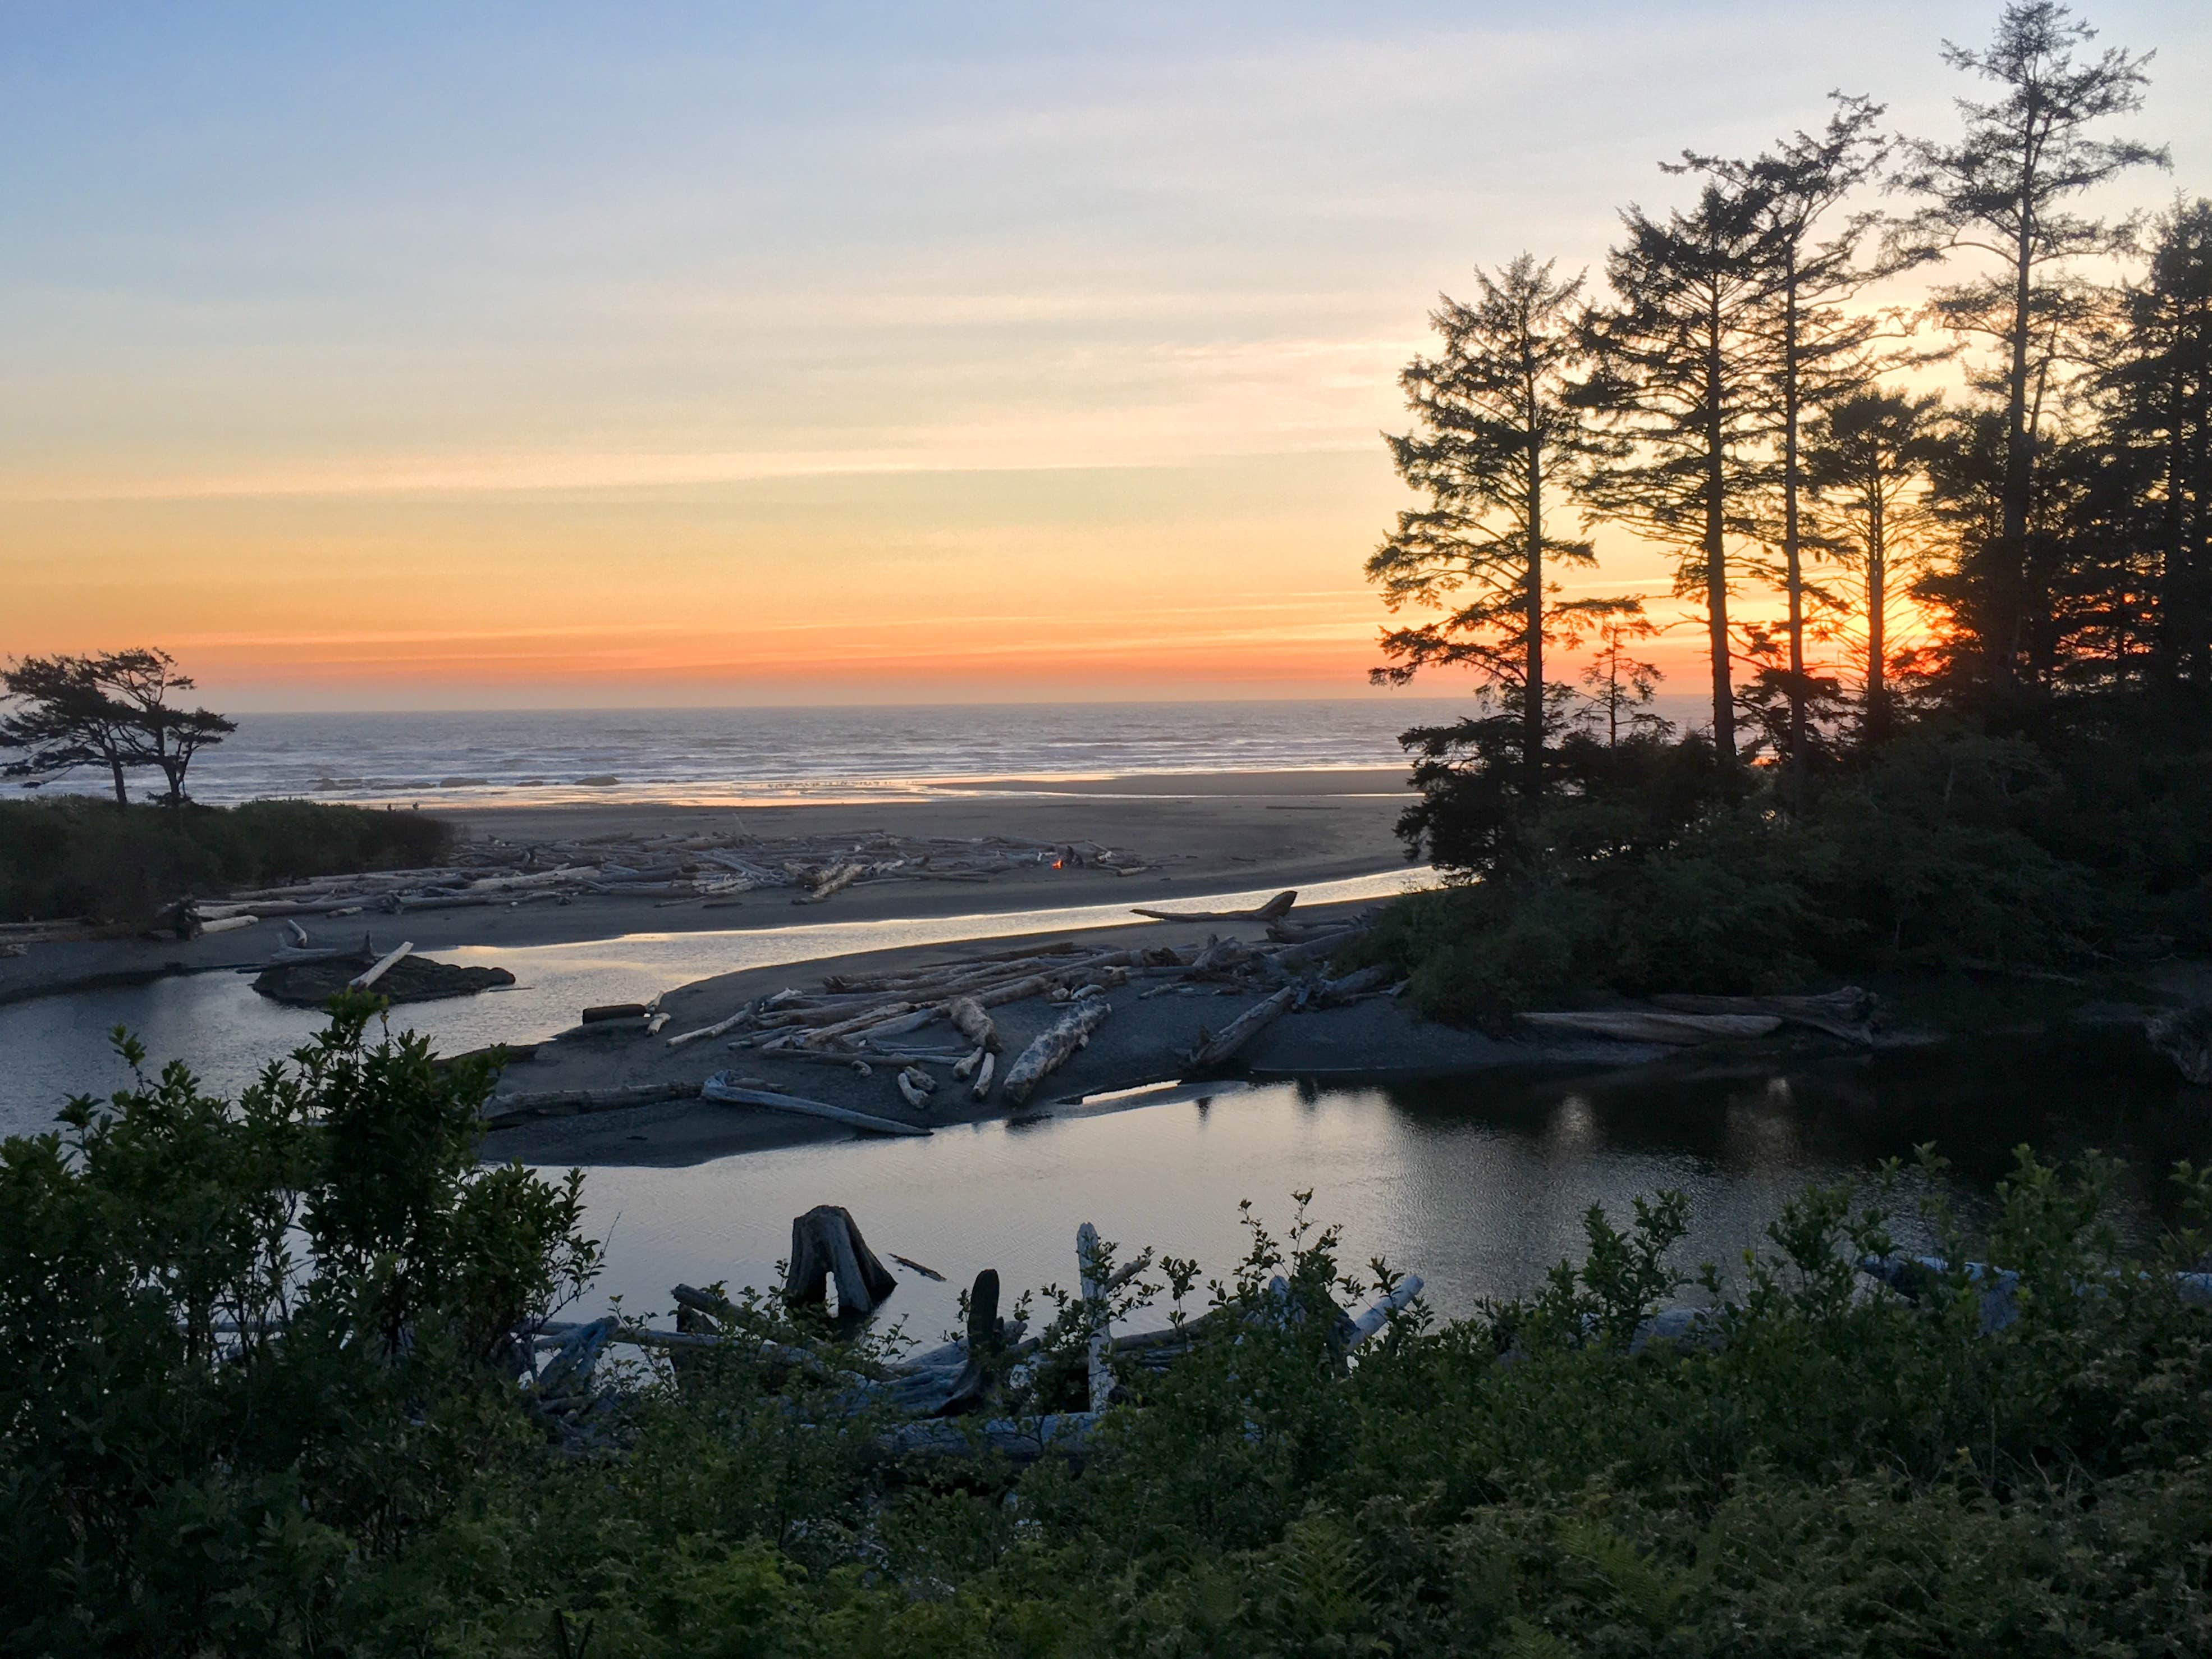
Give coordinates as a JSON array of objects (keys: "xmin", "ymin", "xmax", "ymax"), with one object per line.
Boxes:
[
  {"xmin": 7, "ymin": 1005, "xmax": 2212, "ymax": 1655},
  {"xmin": 0, "ymin": 797, "xmax": 452, "ymax": 927},
  {"xmin": 0, "ymin": 648, "xmax": 235, "ymax": 808},
  {"xmin": 1368, "ymin": 4, "xmax": 2211, "ymax": 1020}
]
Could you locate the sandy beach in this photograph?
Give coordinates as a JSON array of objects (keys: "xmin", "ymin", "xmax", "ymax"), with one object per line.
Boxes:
[
  {"xmin": 2, "ymin": 765, "xmax": 1692, "ymax": 1160},
  {"xmin": 0, "ymin": 769, "xmax": 1414, "ymax": 1007}
]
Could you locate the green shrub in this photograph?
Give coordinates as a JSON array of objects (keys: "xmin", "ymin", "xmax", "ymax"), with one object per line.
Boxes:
[{"xmin": 8, "ymin": 1010, "xmax": 2212, "ymax": 1654}]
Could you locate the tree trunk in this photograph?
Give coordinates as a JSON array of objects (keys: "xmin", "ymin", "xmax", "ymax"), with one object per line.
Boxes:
[
  {"xmin": 1780, "ymin": 263, "xmax": 1807, "ymax": 788},
  {"xmin": 782, "ymin": 1204, "xmax": 899, "ymax": 1316},
  {"xmin": 1523, "ymin": 427, "xmax": 1545, "ymax": 799},
  {"xmin": 1866, "ymin": 479, "xmax": 1889, "ymax": 745},
  {"xmin": 1998, "ymin": 174, "xmax": 2037, "ymax": 686},
  {"xmin": 1704, "ymin": 299, "xmax": 1736, "ymax": 762}
]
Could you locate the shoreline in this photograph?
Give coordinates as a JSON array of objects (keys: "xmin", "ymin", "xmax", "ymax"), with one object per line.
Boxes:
[
  {"xmin": 0, "ymin": 769, "xmax": 1415, "ymax": 1008},
  {"xmin": 472, "ymin": 897, "xmax": 1674, "ymax": 1168}
]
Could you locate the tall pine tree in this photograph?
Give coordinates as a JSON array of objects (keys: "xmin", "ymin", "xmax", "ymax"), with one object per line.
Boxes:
[
  {"xmin": 1806, "ymin": 390, "xmax": 1946, "ymax": 742},
  {"xmin": 1582, "ymin": 181, "xmax": 1775, "ymax": 764},
  {"xmin": 1370, "ymin": 256, "xmax": 1634, "ymax": 798},
  {"xmin": 1898, "ymin": 1, "xmax": 2166, "ymax": 687},
  {"xmin": 1684, "ymin": 95, "xmax": 1893, "ymax": 779},
  {"xmin": 2096, "ymin": 198, "xmax": 2212, "ymax": 685}
]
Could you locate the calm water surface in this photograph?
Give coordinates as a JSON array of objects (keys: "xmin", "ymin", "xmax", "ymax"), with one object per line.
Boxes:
[
  {"xmin": 553, "ymin": 1043, "xmax": 2207, "ymax": 1342},
  {"xmin": 10, "ymin": 880, "xmax": 2204, "ymax": 1341},
  {"xmin": 0, "ymin": 870, "xmax": 1430, "ymax": 1134}
]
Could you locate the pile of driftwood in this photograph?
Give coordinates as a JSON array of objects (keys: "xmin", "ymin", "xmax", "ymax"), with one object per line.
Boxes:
[
  {"xmin": 639, "ymin": 897, "xmax": 1391, "ymax": 1121},
  {"xmin": 179, "ymin": 829, "xmax": 1151, "ymax": 935},
  {"xmin": 524, "ymin": 1203, "xmax": 1423, "ymax": 1460}
]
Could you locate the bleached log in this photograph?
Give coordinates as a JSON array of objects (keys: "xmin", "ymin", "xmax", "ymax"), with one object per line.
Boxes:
[
  {"xmin": 482, "ymin": 1080, "xmax": 709, "ymax": 1128},
  {"xmin": 1077, "ymin": 1222, "xmax": 1114, "ymax": 1413},
  {"xmin": 1338, "ymin": 1274, "xmax": 1424, "ymax": 1349},
  {"xmin": 701, "ymin": 1073, "xmax": 931, "ymax": 1136},
  {"xmin": 797, "ymin": 1001, "xmax": 918, "ymax": 1048},
  {"xmin": 348, "ymin": 941, "xmax": 414, "ymax": 990},
  {"xmin": 1185, "ymin": 984, "xmax": 1299, "ymax": 1070},
  {"xmin": 1650, "ymin": 988, "xmax": 1876, "ymax": 1044},
  {"xmin": 823, "ymin": 940, "xmax": 1085, "ymax": 993},
  {"xmin": 953, "ymin": 1047, "xmax": 983, "ymax": 1080},
  {"xmin": 1105, "ymin": 1248, "xmax": 1155, "ymax": 1294},
  {"xmin": 667, "ymin": 1007, "xmax": 755, "ymax": 1049},
  {"xmin": 944, "ymin": 996, "xmax": 1000, "ymax": 1052},
  {"xmin": 1518, "ymin": 1010, "xmax": 1781, "ymax": 1044},
  {"xmin": 1002, "ymin": 998, "xmax": 1112, "ymax": 1107},
  {"xmin": 198, "ymin": 915, "xmax": 260, "ymax": 934},
  {"xmin": 1132, "ymin": 890, "xmax": 1297, "ymax": 923},
  {"xmin": 970, "ymin": 1052, "xmax": 996, "ymax": 1102},
  {"xmin": 895, "ymin": 1069, "xmax": 933, "ymax": 1111},
  {"xmin": 792, "ymin": 863, "xmax": 864, "ymax": 905},
  {"xmin": 1312, "ymin": 965, "xmax": 1391, "ymax": 1006},
  {"xmin": 464, "ymin": 864, "xmax": 588, "ymax": 892}
]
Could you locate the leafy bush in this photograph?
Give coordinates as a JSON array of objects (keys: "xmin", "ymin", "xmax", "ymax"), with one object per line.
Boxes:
[
  {"xmin": 0, "ymin": 796, "xmax": 452, "ymax": 923},
  {"xmin": 0, "ymin": 1002, "xmax": 596, "ymax": 1655},
  {"xmin": 7, "ymin": 1009, "xmax": 2212, "ymax": 1655}
]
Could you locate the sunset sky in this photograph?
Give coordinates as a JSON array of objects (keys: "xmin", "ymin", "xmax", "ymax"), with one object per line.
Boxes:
[{"xmin": 3, "ymin": 2, "xmax": 2207, "ymax": 709}]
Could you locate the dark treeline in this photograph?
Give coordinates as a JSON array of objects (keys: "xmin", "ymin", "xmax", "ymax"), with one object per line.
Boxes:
[{"xmin": 1369, "ymin": 3, "xmax": 2212, "ymax": 1020}]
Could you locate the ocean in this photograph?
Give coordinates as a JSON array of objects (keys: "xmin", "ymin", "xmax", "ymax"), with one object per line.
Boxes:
[{"xmin": 159, "ymin": 699, "xmax": 1467, "ymax": 807}]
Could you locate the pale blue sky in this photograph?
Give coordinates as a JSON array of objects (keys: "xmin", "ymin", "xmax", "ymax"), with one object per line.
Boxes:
[{"xmin": 3, "ymin": 3, "xmax": 2206, "ymax": 704}]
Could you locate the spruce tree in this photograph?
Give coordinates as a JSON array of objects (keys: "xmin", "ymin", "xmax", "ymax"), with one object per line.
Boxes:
[
  {"xmin": 1806, "ymin": 390, "xmax": 1946, "ymax": 742},
  {"xmin": 1684, "ymin": 95, "xmax": 1893, "ymax": 779},
  {"xmin": 1581, "ymin": 182, "xmax": 1775, "ymax": 764},
  {"xmin": 2096, "ymin": 198, "xmax": 2212, "ymax": 684},
  {"xmin": 1898, "ymin": 1, "xmax": 2167, "ymax": 685},
  {"xmin": 1370, "ymin": 255, "xmax": 1633, "ymax": 798}
]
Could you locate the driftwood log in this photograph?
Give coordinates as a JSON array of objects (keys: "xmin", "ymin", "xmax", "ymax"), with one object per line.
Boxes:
[
  {"xmin": 1651, "ymin": 987, "xmax": 1876, "ymax": 1044},
  {"xmin": 1131, "ymin": 890, "xmax": 1297, "ymax": 923},
  {"xmin": 482, "ymin": 1080, "xmax": 709, "ymax": 1128},
  {"xmin": 1002, "ymin": 997, "xmax": 1112, "ymax": 1106},
  {"xmin": 1185, "ymin": 984, "xmax": 1299, "ymax": 1070},
  {"xmin": 348, "ymin": 941, "xmax": 414, "ymax": 990},
  {"xmin": 1077, "ymin": 1223, "xmax": 1114, "ymax": 1413},
  {"xmin": 1518, "ymin": 1010, "xmax": 1782, "ymax": 1045},
  {"xmin": 945, "ymin": 996, "xmax": 1001, "ymax": 1052},
  {"xmin": 784, "ymin": 1204, "xmax": 899, "ymax": 1315},
  {"xmin": 701, "ymin": 1073, "xmax": 931, "ymax": 1136},
  {"xmin": 666, "ymin": 1007, "xmax": 754, "ymax": 1048}
]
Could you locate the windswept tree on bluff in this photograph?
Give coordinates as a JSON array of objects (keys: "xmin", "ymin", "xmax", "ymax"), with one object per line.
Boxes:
[
  {"xmin": 1897, "ymin": 0, "xmax": 2167, "ymax": 687},
  {"xmin": 1579, "ymin": 181, "xmax": 1776, "ymax": 765},
  {"xmin": 1369, "ymin": 255, "xmax": 1637, "ymax": 799},
  {"xmin": 0, "ymin": 648, "xmax": 235, "ymax": 807}
]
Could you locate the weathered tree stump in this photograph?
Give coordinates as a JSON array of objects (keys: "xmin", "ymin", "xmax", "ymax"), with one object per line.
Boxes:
[
  {"xmin": 782, "ymin": 1204, "xmax": 899, "ymax": 1316},
  {"xmin": 935, "ymin": 1268, "xmax": 1004, "ymax": 1417}
]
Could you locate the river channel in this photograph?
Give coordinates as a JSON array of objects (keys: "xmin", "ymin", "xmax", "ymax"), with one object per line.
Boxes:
[{"xmin": 6, "ymin": 876, "xmax": 2205, "ymax": 1339}]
